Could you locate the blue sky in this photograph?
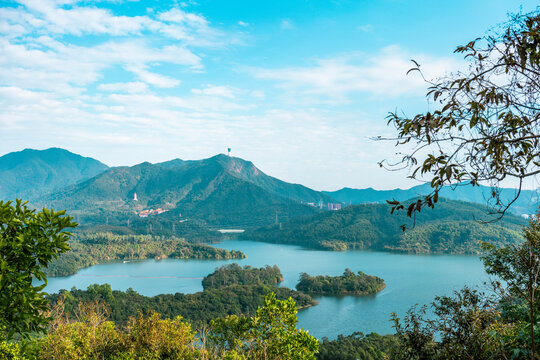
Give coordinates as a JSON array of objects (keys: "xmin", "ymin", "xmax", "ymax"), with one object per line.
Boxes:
[{"xmin": 1, "ymin": 0, "xmax": 538, "ymax": 190}]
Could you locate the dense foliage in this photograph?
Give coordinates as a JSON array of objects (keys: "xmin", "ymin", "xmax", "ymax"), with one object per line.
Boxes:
[
  {"xmin": 208, "ymin": 293, "xmax": 319, "ymax": 359},
  {"xmin": 243, "ymin": 198, "xmax": 525, "ymax": 254},
  {"xmin": 391, "ymin": 288, "xmax": 508, "ymax": 360},
  {"xmin": 48, "ymin": 282, "xmax": 315, "ymax": 328},
  {"xmin": 391, "ymin": 213, "xmax": 540, "ymax": 359},
  {"xmin": 46, "ymin": 232, "xmax": 245, "ymax": 277},
  {"xmin": 202, "ymin": 264, "xmax": 283, "ymax": 290},
  {"xmin": 0, "ymin": 200, "xmax": 77, "ymax": 340},
  {"xmin": 317, "ymin": 332, "xmax": 398, "ymax": 360},
  {"xmin": 296, "ymin": 269, "xmax": 385, "ymax": 296},
  {"xmin": 481, "ymin": 214, "xmax": 540, "ymax": 359},
  {"xmin": 22, "ymin": 293, "xmax": 318, "ymax": 360}
]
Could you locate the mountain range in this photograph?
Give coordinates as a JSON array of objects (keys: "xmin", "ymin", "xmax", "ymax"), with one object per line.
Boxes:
[
  {"xmin": 1, "ymin": 148, "xmax": 538, "ymax": 233},
  {"xmin": 27, "ymin": 151, "xmax": 331, "ymax": 228},
  {"xmin": 324, "ymin": 183, "xmax": 540, "ymax": 216}
]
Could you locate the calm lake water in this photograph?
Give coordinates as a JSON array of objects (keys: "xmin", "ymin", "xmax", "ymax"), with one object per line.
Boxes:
[{"xmin": 45, "ymin": 239, "xmax": 491, "ymax": 339}]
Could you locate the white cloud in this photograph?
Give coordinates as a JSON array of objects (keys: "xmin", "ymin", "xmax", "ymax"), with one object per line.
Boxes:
[
  {"xmin": 125, "ymin": 66, "xmax": 181, "ymax": 88},
  {"xmin": 0, "ymin": 0, "xmax": 220, "ymax": 101},
  {"xmin": 11, "ymin": 0, "xmax": 150, "ymax": 36},
  {"xmin": 237, "ymin": 21, "xmax": 249, "ymax": 27},
  {"xmin": 250, "ymin": 90, "xmax": 266, "ymax": 99},
  {"xmin": 280, "ymin": 19, "xmax": 294, "ymax": 30},
  {"xmin": 191, "ymin": 85, "xmax": 236, "ymax": 98},
  {"xmin": 158, "ymin": 8, "xmax": 208, "ymax": 27},
  {"xmin": 0, "ymin": 37, "xmax": 200, "ymax": 96},
  {"xmin": 251, "ymin": 46, "xmax": 462, "ymax": 102},
  {"xmin": 98, "ymin": 82, "xmax": 149, "ymax": 93},
  {"xmin": 357, "ymin": 24, "xmax": 373, "ymax": 32}
]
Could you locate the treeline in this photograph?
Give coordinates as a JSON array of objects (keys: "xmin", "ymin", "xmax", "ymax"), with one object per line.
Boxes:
[
  {"xmin": 48, "ymin": 283, "xmax": 314, "ymax": 328},
  {"xmin": 202, "ymin": 264, "xmax": 283, "ymax": 290},
  {"xmin": 47, "ymin": 263, "xmax": 318, "ymax": 328},
  {"xmin": 296, "ymin": 269, "xmax": 385, "ymax": 296},
  {"xmin": 242, "ymin": 198, "xmax": 526, "ymax": 254},
  {"xmin": 46, "ymin": 232, "xmax": 245, "ymax": 277},
  {"xmin": 47, "ymin": 264, "xmax": 384, "ymax": 329},
  {"xmin": 16, "ymin": 293, "xmax": 319, "ymax": 360},
  {"xmin": 317, "ymin": 332, "xmax": 398, "ymax": 360},
  {"xmin": 74, "ymin": 214, "xmax": 223, "ymax": 241}
]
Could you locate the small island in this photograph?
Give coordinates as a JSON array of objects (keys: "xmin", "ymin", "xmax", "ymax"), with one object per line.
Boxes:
[
  {"xmin": 202, "ymin": 263, "xmax": 284, "ymax": 290},
  {"xmin": 296, "ymin": 269, "xmax": 385, "ymax": 296}
]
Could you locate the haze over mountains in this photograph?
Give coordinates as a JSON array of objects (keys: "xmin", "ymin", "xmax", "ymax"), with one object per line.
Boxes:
[
  {"xmin": 324, "ymin": 184, "xmax": 540, "ymax": 216},
  {"xmin": 0, "ymin": 148, "xmax": 538, "ymax": 233},
  {"xmin": 0, "ymin": 148, "xmax": 108, "ymax": 200}
]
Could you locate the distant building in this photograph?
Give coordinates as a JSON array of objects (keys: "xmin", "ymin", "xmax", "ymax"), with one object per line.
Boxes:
[
  {"xmin": 133, "ymin": 193, "xmax": 138, "ymax": 201},
  {"xmin": 138, "ymin": 207, "xmax": 169, "ymax": 218},
  {"xmin": 327, "ymin": 203, "xmax": 342, "ymax": 211}
]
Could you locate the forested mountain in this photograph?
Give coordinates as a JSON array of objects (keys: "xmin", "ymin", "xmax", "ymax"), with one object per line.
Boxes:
[
  {"xmin": 324, "ymin": 183, "xmax": 539, "ymax": 216},
  {"xmin": 0, "ymin": 148, "xmax": 108, "ymax": 201},
  {"xmin": 157, "ymin": 154, "xmax": 333, "ymax": 203},
  {"xmin": 38, "ymin": 154, "xmax": 321, "ymax": 228},
  {"xmin": 242, "ymin": 198, "xmax": 527, "ymax": 254}
]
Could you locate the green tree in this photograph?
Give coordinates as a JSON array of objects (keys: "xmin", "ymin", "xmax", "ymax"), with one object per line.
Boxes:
[
  {"xmin": 391, "ymin": 213, "xmax": 540, "ymax": 359},
  {"xmin": 390, "ymin": 288, "xmax": 509, "ymax": 360},
  {"xmin": 0, "ymin": 326, "xmax": 25, "ymax": 360},
  {"xmin": 30, "ymin": 302, "xmax": 201, "ymax": 360},
  {"xmin": 0, "ymin": 200, "xmax": 77, "ymax": 339},
  {"xmin": 382, "ymin": 11, "xmax": 540, "ymax": 219},
  {"xmin": 482, "ymin": 213, "xmax": 540, "ymax": 359},
  {"xmin": 209, "ymin": 293, "xmax": 319, "ymax": 360}
]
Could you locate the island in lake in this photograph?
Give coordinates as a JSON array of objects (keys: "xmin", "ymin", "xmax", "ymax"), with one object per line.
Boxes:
[{"xmin": 296, "ymin": 269, "xmax": 385, "ymax": 296}]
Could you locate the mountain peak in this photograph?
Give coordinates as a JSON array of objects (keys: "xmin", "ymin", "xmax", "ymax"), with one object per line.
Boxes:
[{"xmin": 0, "ymin": 148, "xmax": 109, "ymax": 200}]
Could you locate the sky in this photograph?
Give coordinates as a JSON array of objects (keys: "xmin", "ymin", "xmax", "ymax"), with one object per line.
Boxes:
[{"xmin": 1, "ymin": 0, "xmax": 538, "ymax": 191}]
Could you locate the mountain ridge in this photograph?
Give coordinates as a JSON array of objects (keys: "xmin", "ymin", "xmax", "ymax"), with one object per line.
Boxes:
[
  {"xmin": 37, "ymin": 153, "xmax": 325, "ymax": 228},
  {"xmin": 324, "ymin": 183, "xmax": 539, "ymax": 215},
  {"xmin": 0, "ymin": 147, "xmax": 109, "ymax": 201}
]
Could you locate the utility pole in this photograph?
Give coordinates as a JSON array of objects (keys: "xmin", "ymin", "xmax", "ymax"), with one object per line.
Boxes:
[{"xmin": 275, "ymin": 212, "xmax": 278, "ymax": 225}]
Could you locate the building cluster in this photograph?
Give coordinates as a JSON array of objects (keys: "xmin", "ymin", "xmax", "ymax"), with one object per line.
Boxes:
[
  {"xmin": 326, "ymin": 203, "xmax": 342, "ymax": 210},
  {"xmin": 138, "ymin": 208, "xmax": 169, "ymax": 218},
  {"xmin": 304, "ymin": 201, "xmax": 342, "ymax": 211}
]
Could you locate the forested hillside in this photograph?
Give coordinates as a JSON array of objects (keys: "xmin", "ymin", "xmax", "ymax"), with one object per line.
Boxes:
[
  {"xmin": 0, "ymin": 148, "xmax": 108, "ymax": 201},
  {"xmin": 38, "ymin": 154, "xmax": 320, "ymax": 228},
  {"xmin": 242, "ymin": 198, "xmax": 527, "ymax": 254},
  {"xmin": 46, "ymin": 232, "xmax": 245, "ymax": 277}
]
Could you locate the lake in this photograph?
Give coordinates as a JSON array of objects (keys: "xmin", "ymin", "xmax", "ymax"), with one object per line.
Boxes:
[{"xmin": 45, "ymin": 239, "xmax": 492, "ymax": 339}]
